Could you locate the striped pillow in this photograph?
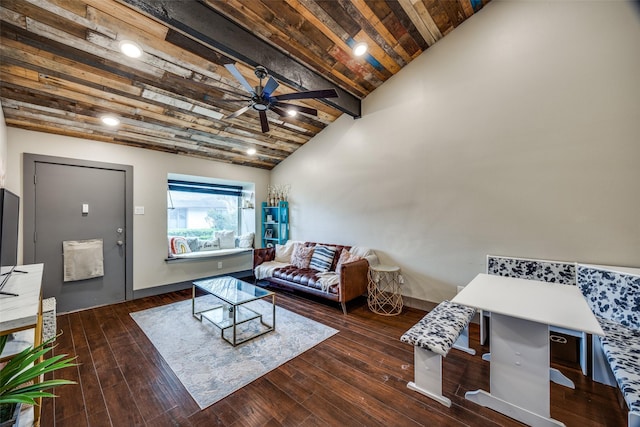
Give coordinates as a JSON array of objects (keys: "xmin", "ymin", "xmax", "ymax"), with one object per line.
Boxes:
[{"xmin": 309, "ymin": 246, "xmax": 337, "ymax": 272}]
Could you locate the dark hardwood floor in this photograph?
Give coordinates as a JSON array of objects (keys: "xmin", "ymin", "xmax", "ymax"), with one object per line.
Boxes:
[{"xmin": 40, "ymin": 285, "xmax": 627, "ymax": 426}]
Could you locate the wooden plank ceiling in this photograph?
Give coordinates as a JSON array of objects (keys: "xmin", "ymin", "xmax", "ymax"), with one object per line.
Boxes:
[{"xmin": 0, "ymin": 0, "xmax": 488, "ymax": 169}]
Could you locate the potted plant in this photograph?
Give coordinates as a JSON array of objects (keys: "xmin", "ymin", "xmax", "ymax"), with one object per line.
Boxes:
[{"xmin": 0, "ymin": 334, "xmax": 76, "ymax": 426}]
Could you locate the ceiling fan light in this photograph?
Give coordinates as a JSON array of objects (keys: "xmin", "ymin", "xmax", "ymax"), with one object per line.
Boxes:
[
  {"xmin": 353, "ymin": 42, "xmax": 368, "ymax": 57},
  {"xmin": 247, "ymin": 148, "xmax": 257, "ymax": 155},
  {"xmin": 100, "ymin": 115, "xmax": 120, "ymax": 126},
  {"xmin": 119, "ymin": 40, "xmax": 143, "ymax": 58},
  {"xmin": 287, "ymin": 109, "xmax": 297, "ymax": 117}
]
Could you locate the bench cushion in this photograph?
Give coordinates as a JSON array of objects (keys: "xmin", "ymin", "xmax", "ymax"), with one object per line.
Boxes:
[
  {"xmin": 598, "ymin": 316, "xmax": 640, "ymax": 413},
  {"xmin": 401, "ymin": 300, "xmax": 476, "ymax": 357},
  {"xmin": 487, "ymin": 255, "xmax": 576, "ymax": 285},
  {"xmin": 578, "ymin": 265, "xmax": 640, "ymax": 330}
]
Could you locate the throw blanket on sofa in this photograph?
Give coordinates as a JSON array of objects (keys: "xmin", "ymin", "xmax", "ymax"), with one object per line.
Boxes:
[
  {"xmin": 317, "ymin": 272, "xmax": 340, "ymax": 292},
  {"xmin": 254, "ymin": 261, "xmax": 290, "ymax": 280}
]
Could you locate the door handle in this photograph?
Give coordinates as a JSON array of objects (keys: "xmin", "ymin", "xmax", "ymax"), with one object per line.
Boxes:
[{"xmin": 117, "ymin": 240, "xmax": 124, "ymax": 246}]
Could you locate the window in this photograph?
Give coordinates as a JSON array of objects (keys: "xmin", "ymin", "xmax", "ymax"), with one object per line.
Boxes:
[{"xmin": 167, "ymin": 178, "xmax": 243, "ymax": 240}]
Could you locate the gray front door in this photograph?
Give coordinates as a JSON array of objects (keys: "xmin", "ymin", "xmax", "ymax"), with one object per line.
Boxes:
[{"xmin": 23, "ymin": 156, "xmax": 132, "ymax": 313}]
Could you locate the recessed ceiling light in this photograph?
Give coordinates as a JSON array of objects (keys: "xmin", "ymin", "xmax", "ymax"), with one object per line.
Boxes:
[
  {"xmin": 353, "ymin": 42, "xmax": 368, "ymax": 57},
  {"xmin": 246, "ymin": 148, "xmax": 257, "ymax": 155},
  {"xmin": 119, "ymin": 40, "xmax": 143, "ymax": 58},
  {"xmin": 100, "ymin": 115, "xmax": 120, "ymax": 126},
  {"xmin": 287, "ymin": 109, "xmax": 297, "ymax": 117}
]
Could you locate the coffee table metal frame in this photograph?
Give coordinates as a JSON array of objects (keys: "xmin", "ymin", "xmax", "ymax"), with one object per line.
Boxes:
[{"xmin": 192, "ymin": 276, "xmax": 275, "ymax": 346}]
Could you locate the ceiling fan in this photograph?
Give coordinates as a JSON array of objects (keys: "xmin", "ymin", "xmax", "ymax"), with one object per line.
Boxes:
[{"xmin": 222, "ymin": 63, "xmax": 339, "ymax": 133}]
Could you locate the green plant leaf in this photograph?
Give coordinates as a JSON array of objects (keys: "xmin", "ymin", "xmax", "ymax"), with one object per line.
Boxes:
[
  {"xmin": 0, "ymin": 334, "xmax": 77, "ymax": 406},
  {"xmin": 1, "ymin": 354, "xmax": 76, "ymax": 393}
]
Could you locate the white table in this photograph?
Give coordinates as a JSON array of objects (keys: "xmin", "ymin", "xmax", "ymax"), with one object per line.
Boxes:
[
  {"xmin": 452, "ymin": 273, "xmax": 603, "ymax": 427},
  {"xmin": 0, "ymin": 264, "xmax": 45, "ymax": 427}
]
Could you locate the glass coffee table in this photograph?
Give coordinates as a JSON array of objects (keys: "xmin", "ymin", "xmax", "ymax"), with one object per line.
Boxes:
[{"xmin": 192, "ymin": 276, "xmax": 275, "ymax": 346}]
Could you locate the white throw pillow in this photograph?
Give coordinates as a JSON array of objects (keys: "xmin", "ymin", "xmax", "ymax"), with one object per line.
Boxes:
[
  {"xmin": 238, "ymin": 232, "xmax": 255, "ymax": 248},
  {"xmin": 215, "ymin": 230, "xmax": 236, "ymax": 249},
  {"xmin": 275, "ymin": 243, "xmax": 294, "ymax": 263},
  {"xmin": 274, "ymin": 240, "xmax": 301, "ymax": 263},
  {"xmin": 349, "ymin": 246, "xmax": 379, "ymax": 266},
  {"xmin": 199, "ymin": 238, "xmax": 220, "ymax": 251}
]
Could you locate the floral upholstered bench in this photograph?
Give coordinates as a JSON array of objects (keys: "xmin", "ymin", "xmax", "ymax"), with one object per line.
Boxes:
[
  {"xmin": 578, "ymin": 264, "xmax": 640, "ymax": 427},
  {"xmin": 400, "ymin": 300, "xmax": 476, "ymax": 407}
]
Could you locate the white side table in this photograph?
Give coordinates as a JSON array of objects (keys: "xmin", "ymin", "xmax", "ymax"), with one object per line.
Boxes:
[{"xmin": 368, "ymin": 264, "xmax": 403, "ymax": 316}]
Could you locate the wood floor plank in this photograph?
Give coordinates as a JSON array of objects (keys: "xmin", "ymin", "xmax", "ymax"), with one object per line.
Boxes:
[
  {"xmin": 100, "ymin": 382, "xmax": 146, "ymax": 426},
  {"xmin": 187, "ymin": 400, "xmax": 237, "ymax": 426},
  {"xmin": 72, "ymin": 342, "xmax": 108, "ymax": 417},
  {"xmin": 42, "ymin": 285, "xmax": 627, "ymax": 427}
]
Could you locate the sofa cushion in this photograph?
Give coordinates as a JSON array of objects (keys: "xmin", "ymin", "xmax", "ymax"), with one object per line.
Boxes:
[
  {"xmin": 349, "ymin": 246, "xmax": 379, "ymax": 266},
  {"xmin": 215, "ymin": 230, "xmax": 236, "ymax": 249},
  {"xmin": 335, "ymin": 249, "xmax": 362, "ymax": 273},
  {"xmin": 199, "ymin": 238, "xmax": 220, "ymax": 251},
  {"xmin": 400, "ymin": 300, "xmax": 476, "ymax": 357},
  {"xmin": 304, "ymin": 242, "xmax": 352, "ymax": 271},
  {"xmin": 598, "ymin": 316, "xmax": 640, "ymax": 413},
  {"xmin": 271, "ymin": 266, "xmax": 339, "ymax": 295},
  {"xmin": 309, "ymin": 246, "xmax": 337, "ymax": 272},
  {"xmin": 291, "ymin": 243, "xmax": 314, "ymax": 269},
  {"xmin": 186, "ymin": 237, "xmax": 200, "ymax": 252},
  {"xmin": 579, "ymin": 265, "xmax": 640, "ymax": 329},
  {"xmin": 487, "ymin": 256, "xmax": 576, "ymax": 285},
  {"xmin": 275, "ymin": 241, "xmax": 298, "ymax": 263},
  {"xmin": 238, "ymin": 232, "xmax": 255, "ymax": 248}
]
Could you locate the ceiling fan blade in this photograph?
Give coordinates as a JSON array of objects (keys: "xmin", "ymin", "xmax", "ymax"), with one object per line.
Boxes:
[
  {"xmin": 225, "ymin": 105, "xmax": 251, "ymax": 120},
  {"xmin": 225, "ymin": 99, "xmax": 252, "ymax": 102},
  {"xmin": 262, "ymin": 76, "xmax": 279, "ymax": 98},
  {"xmin": 259, "ymin": 111, "xmax": 269, "ymax": 133},
  {"xmin": 275, "ymin": 102, "xmax": 317, "ymax": 116},
  {"xmin": 274, "ymin": 88, "xmax": 338, "ymax": 101},
  {"xmin": 270, "ymin": 106, "xmax": 288, "ymax": 117},
  {"xmin": 211, "ymin": 86, "xmax": 252, "ymax": 98},
  {"xmin": 224, "ymin": 63, "xmax": 255, "ymax": 95}
]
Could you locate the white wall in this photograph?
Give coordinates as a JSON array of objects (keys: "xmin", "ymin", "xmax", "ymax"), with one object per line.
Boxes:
[
  {"xmin": 6, "ymin": 128, "xmax": 269, "ymax": 290},
  {"xmin": 271, "ymin": 1, "xmax": 640, "ymax": 304}
]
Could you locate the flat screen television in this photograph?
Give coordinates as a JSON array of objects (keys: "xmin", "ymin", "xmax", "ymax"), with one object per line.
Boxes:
[
  {"xmin": 0, "ymin": 188, "xmax": 20, "ymax": 295},
  {"xmin": 0, "ymin": 188, "xmax": 20, "ymax": 267}
]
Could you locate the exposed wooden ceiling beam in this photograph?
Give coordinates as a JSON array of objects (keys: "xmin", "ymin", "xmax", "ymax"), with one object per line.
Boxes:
[
  {"xmin": 118, "ymin": 0, "xmax": 362, "ymax": 118},
  {"xmin": 397, "ymin": 0, "xmax": 443, "ymax": 46},
  {"xmin": 1, "ymin": 0, "xmax": 488, "ymax": 168}
]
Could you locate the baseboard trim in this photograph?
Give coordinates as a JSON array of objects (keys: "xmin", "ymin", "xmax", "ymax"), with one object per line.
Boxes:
[
  {"xmin": 402, "ymin": 295, "xmax": 439, "ymax": 312},
  {"xmin": 132, "ymin": 269, "xmax": 254, "ymax": 299}
]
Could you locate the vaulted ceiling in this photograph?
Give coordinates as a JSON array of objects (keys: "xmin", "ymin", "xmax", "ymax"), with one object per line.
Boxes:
[{"xmin": 0, "ymin": 0, "xmax": 488, "ymax": 169}]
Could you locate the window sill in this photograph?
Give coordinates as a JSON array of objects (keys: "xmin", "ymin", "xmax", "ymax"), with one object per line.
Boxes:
[{"xmin": 165, "ymin": 248, "xmax": 252, "ymax": 262}]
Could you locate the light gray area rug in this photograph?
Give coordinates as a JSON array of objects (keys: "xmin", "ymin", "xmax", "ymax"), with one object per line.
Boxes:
[{"xmin": 130, "ymin": 297, "xmax": 338, "ymax": 409}]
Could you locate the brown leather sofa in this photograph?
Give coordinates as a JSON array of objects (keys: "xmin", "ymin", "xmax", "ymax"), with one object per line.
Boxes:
[{"xmin": 253, "ymin": 242, "xmax": 370, "ymax": 314}]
